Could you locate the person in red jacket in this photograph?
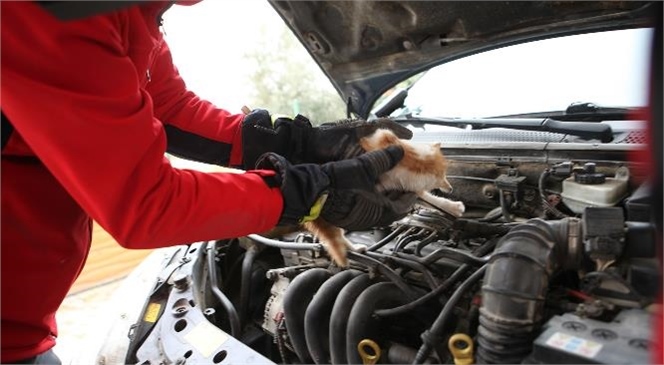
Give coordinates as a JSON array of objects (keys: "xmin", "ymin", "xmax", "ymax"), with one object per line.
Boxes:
[{"xmin": 0, "ymin": 1, "xmax": 416, "ymax": 363}]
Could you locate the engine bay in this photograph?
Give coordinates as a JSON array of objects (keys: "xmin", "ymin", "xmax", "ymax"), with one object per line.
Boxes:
[{"xmin": 122, "ymin": 131, "xmax": 660, "ymax": 365}]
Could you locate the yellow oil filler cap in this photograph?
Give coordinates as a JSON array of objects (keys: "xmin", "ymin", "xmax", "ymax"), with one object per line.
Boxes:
[
  {"xmin": 448, "ymin": 333, "xmax": 474, "ymax": 365},
  {"xmin": 358, "ymin": 339, "xmax": 381, "ymax": 365}
]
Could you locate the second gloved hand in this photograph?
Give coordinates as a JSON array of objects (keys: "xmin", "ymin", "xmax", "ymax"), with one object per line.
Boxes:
[
  {"xmin": 255, "ymin": 145, "xmax": 415, "ymax": 230},
  {"xmin": 242, "ymin": 109, "xmax": 413, "ymax": 169}
]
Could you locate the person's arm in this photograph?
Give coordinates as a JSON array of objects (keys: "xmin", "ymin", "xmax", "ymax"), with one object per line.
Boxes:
[
  {"xmin": 0, "ymin": 2, "xmax": 282, "ymax": 248},
  {"xmin": 146, "ymin": 42, "xmax": 245, "ymax": 166}
]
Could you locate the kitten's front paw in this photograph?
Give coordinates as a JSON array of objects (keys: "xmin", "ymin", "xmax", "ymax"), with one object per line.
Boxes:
[
  {"xmin": 448, "ymin": 201, "xmax": 465, "ymax": 217},
  {"xmin": 328, "ymin": 246, "xmax": 349, "ymax": 268},
  {"xmin": 329, "ymin": 244, "xmax": 366, "ymax": 267}
]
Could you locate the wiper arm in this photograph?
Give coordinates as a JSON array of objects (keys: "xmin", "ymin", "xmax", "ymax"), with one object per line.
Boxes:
[
  {"xmin": 373, "ymin": 89, "xmax": 408, "ymax": 118},
  {"xmin": 398, "ymin": 116, "xmax": 614, "ymax": 143},
  {"xmin": 490, "ymin": 102, "xmax": 644, "ymax": 121}
]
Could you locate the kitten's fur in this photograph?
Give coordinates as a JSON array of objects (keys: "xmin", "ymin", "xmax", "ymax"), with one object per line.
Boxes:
[{"xmin": 304, "ymin": 129, "xmax": 465, "ymax": 267}]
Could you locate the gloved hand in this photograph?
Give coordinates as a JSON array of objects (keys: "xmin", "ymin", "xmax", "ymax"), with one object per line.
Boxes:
[
  {"xmin": 255, "ymin": 145, "xmax": 416, "ymax": 230},
  {"xmin": 242, "ymin": 109, "xmax": 413, "ymax": 169},
  {"xmin": 320, "ymin": 189, "xmax": 418, "ymax": 231}
]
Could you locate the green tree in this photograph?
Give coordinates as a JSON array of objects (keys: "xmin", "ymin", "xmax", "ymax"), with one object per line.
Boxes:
[{"xmin": 243, "ymin": 26, "xmax": 346, "ymax": 125}]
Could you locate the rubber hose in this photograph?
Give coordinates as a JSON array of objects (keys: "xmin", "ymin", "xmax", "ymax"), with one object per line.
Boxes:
[
  {"xmin": 414, "ymin": 231, "xmax": 440, "ymax": 256},
  {"xmin": 365, "ymin": 251, "xmax": 438, "ymax": 290},
  {"xmin": 394, "ymin": 229, "xmax": 429, "ymax": 253},
  {"xmin": 375, "ymin": 264, "xmax": 468, "ymax": 318},
  {"xmin": 305, "ymin": 270, "xmax": 363, "ymax": 364},
  {"xmin": 283, "ymin": 268, "xmax": 332, "ymax": 363},
  {"xmin": 538, "ymin": 169, "xmax": 567, "ymax": 219},
  {"xmin": 367, "ymin": 226, "xmax": 408, "ymax": 251},
  {"xmin": 397, "ymin": 247, "xmax": 488, "ymax": 267},
  {"xmin": 329, "ymin": 274, "xmax": 374, "ymax": 365},
  {"xmin": 412, "ymin": 266, "xmax": 487, "ymax": 364},
  {"xmin": 346, "ymin": 282, "xmax": 411, "ymax": 365},
  {"xmin": 347, "ymin": 251, "xmax": 418, "ymax": 299},
  {"xmin": 388, "ymin": 342, "xmax": 435, "ymax": 364},
  {"xmin": 206, "ymin": 242, "xmax": 241, "ymax": 337},
  {"xmin": 247, "ymin": 233, "xmax": 323, "ymax": 251},
  {"xmin": 239, "ymin": 244, "xmax": 259, "ymax": 327},
  {"xmin": 476, "ymin": 218, "xmax": 575, "ymax": 364},
  {"xmin": 498, "ymin": 190, "xmax": 513, "ymax": 222},
  {"xmin": 378, "ymin": 241, "xmax": 497, "ymax": 318}
]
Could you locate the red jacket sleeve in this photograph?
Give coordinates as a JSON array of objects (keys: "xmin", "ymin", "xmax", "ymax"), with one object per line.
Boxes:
[
  {"xmin": 0, "ymin": 2, "xmax": 283, "ymax": 248},
  {"xmin": 146, "ymin": 42, "xmax": 245, "ymax": 167}
]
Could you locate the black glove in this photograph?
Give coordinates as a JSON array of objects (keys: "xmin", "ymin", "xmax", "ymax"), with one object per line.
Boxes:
[
  {"xmin": 255, "ymin": 145, "xmax": 413, "ymax": 229},
  {"xmin": 242, "ymin": 109, "xmax": 413, "ymax": 169},
  {"xmin": 320, "ymin": 190, "xmax": 418, "ymax": 231}
]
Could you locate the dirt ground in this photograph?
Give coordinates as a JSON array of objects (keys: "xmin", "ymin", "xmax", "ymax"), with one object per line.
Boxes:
[
  {"xmin": 53, "ymin": 224, "xmax": 152, "ymax": 365},
  {"xmin": 55, "ymin": 280, "xmax": 124, "ymax": 365}
]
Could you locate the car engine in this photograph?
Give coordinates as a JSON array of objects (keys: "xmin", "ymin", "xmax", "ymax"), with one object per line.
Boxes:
[{"xmin": 122, "ymin": 126, "xmax": 660, "ymax": 365}]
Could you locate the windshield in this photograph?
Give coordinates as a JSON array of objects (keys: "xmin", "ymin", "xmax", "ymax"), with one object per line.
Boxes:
[{"xmin": 386, "ymin": 28, "xmax": 653, "ymax": 119}]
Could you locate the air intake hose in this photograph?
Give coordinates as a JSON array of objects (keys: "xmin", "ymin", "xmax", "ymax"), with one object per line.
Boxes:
[{"xmin": 477, "ymin": 218, "xmax": 580, "ymax": 364}]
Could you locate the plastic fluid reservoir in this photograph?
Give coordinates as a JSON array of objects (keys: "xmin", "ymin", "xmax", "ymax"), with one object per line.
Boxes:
[{"xmin": 561, "ymin": 164, "xmax": 629, "ymax": 214}]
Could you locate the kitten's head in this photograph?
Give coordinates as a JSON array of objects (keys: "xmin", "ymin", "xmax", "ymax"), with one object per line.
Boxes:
[
  {"xmin": 360, "ymin": 128, "xmax": 453, "ymax": 193},
  {"xmin": 415, "ymin": 142, "xmax": 453, "ymax": 193}
]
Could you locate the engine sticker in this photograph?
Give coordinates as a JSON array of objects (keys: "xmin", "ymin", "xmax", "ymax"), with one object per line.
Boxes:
[
  {"xmin": 143, "ymin": 303, "xmax": 161, "ymax": 323},
  {"xmin": 545, "ymin": 332, "xmax": 603, "ymax": 359},
  {"xmin": 184, "ymin": 321, "xmax": 229, "ymax": 358}
]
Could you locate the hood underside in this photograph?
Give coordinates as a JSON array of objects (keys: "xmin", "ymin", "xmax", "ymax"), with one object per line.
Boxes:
[{"xmin": 269, "ymin": 1, "xmax": 656, "ymax": 118}]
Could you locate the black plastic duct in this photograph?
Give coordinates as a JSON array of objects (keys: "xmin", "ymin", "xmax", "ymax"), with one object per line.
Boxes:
[
  {"xmin": 305, "ymin": 270, "xmax": 363, "ymax": 364},
  {"xmin": 476, "ymin": 218, "xmax": 579, "ymax": 364},
  {"xmin": 283, "ymin": 268, "xmax": 332, "ymax": 363}
]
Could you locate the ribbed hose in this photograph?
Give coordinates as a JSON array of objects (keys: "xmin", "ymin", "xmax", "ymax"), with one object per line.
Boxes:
[{"xmin": 476, "ymin": 218, "xmax": 578, "ymax": 364}]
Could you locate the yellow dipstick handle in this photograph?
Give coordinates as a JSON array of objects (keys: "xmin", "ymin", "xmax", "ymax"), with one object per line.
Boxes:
[
  {"xmin": 358, "ymin": 339, "xmax": 381, "ymax": 365},
  {"xmin": 448, "ymin": 333, "xmax": 474, "ymax": 365}
]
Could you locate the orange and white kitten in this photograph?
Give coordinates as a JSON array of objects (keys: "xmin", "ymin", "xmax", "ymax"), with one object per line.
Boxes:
[{"xmin": 304, "ymin": 128, "xmax": 465, "ymax": 267}]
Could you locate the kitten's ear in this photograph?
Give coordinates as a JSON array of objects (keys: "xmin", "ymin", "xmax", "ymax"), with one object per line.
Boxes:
[
  {"xmin": 360, "ymin": 135, "xmax": 381, "ymax": 151},
  {"xmin": 433, "ymin": 142, "xmax": 441, "ymax": 149},
  {"xmin": 361, "ymin": 129, "xmax": 397, "ymax": 151},
  {"xmin": 379, "ymin": 129, "xmax": 400, "ymax": 146}
]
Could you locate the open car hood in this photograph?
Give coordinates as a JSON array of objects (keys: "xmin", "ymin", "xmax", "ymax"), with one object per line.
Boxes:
[{"xmin": 268, "ymin": 1, "xmax": 655, "ymax": 118}]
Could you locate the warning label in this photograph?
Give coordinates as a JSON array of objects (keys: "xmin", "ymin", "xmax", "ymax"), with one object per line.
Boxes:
[{"xmin": 545, "ymin": 332, "xmax": 603, "ymax": 359}]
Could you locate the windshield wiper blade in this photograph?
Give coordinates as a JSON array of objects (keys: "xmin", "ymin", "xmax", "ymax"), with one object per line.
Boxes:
[
  {"xmin": 397, "ymin": 116, "xmax": 614, "ymax": 143},
  {"xmin": 490, "ymin": 103, "xmax": 644, "ymax": 121}
]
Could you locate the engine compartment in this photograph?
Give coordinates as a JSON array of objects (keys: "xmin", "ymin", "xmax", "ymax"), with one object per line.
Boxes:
[{"xmin": 123, "ymin": 139, "xmax": 660, "ymax": 365}]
